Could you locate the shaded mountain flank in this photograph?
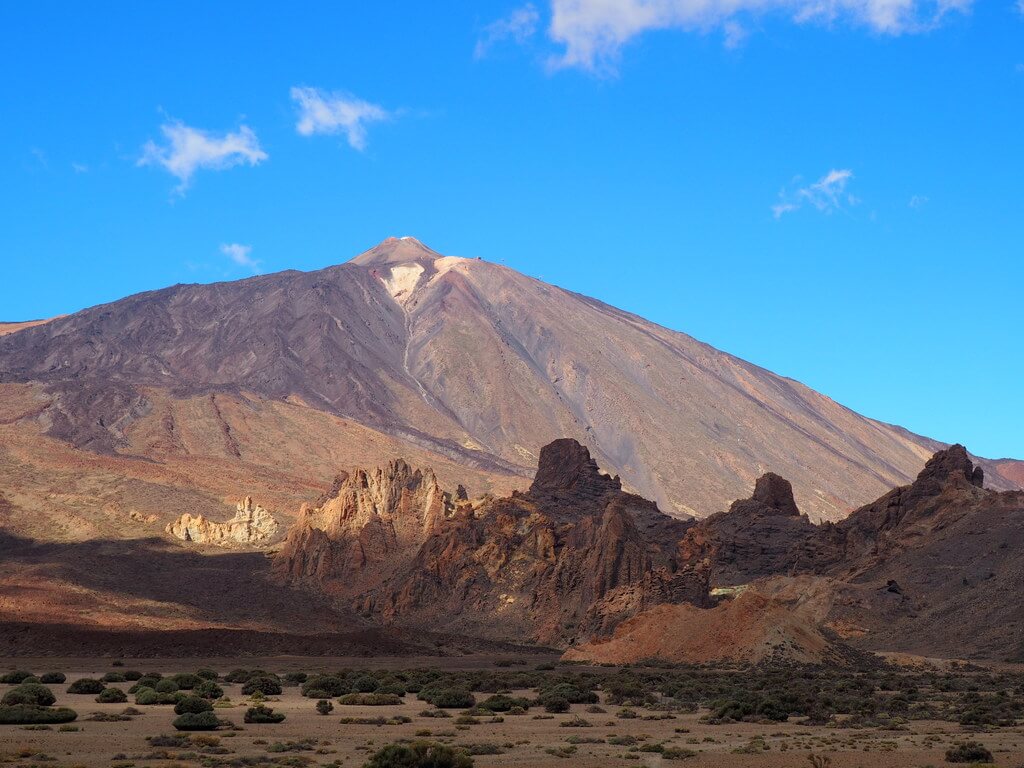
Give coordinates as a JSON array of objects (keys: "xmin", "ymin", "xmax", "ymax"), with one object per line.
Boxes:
[
  {"xmin": 0, "ymin": 236, "xmax": 1019, "ymax": 540},
  {"xmin": 275, "ymin": 439, "xmax": 1024, "ymax": 663}
]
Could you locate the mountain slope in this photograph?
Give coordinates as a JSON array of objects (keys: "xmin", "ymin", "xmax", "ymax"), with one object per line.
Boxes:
[{"xmin": 0, "ymin": 237, "xmax": 1018, "ymax": 528}]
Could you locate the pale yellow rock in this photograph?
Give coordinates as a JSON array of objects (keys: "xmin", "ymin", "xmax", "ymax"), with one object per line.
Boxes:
[{"xmin": 167, "ymin": 497, "xmax": 278, "ymax": 546}]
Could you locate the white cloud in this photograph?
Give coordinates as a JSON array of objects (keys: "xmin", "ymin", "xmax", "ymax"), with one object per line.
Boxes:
[
  {"xmin": 290, "ymin": 87, "xmax": 391, "ymax": 151},
  {"xmin": 773, "ymin": 168, "xmax": 857, "ymax": 218},
  {"xmin": 71, "ymin": 162, "xmax": 89, "ymax": 173},
  {"xmin": 909, "ymin": 194, "xmax": 929, "ymax": 208},
  {"xmin": 547, "ymin": 0, "xmax": 975, "ymax": 71},
  {"xmin": 220, "ymin": 243, "xmax": 261, "ymax": 274},
  {"xmin": 138, "ymin": 120, "xmax": 267, "ymax": 193},
  {"xmin": 476, "ymin": 4, "xmax": 541, "ymax": 57}
]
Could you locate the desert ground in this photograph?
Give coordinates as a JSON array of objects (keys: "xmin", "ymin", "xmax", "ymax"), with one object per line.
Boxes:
[{"xmin": 1, "ymin": 656, "xmax": 1020, "ymax": 767}]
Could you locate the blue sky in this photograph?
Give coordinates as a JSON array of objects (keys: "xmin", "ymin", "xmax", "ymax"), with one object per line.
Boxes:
[{"xmin": 1, "ymin": 1, "xmax": 1021, "ymax": 458}]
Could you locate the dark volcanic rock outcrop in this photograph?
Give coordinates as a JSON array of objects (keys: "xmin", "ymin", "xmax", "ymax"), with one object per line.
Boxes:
[
  {"xmin": 676, "ymin": 471, "xmax": 816, "ymax": 588},
  {"xmin": 276, "ymin": 438, "xmax": 697, "ymax": 646}
]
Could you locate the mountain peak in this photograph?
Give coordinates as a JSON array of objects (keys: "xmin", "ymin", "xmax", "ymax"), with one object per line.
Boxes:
[{"xmin": 351, "ymin": 236, "xmax": 441, "ymax": 266}]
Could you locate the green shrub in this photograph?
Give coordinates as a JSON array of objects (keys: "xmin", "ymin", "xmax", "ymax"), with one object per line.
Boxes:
[
  {"xmin": 0, "ymin": 670, "xmax": 33, "ymax": 684},
  {"xmin": 378, "ymin": 681, "xmax": 408, "ymax": 697},
  {"xmin": 172, "ymin": 711, "xmax": 220, "ymax": 731},
  {"xmin": 316, "ymin": 699, "xmax": 334, "ymax": 715},
  {"xmin": 428, "ymin": 689, "xmax": 475, "ymax": 709},
  {"xmin": 2, "ymin": 684, "xmax": 56, "ymax": 707},
  {"xmin": 194, "ymin": 680, "xmax": 224, "ymax": 700},
  {"xmin": 129, "ymin": 676, "xmax": 161, "ymax": 693},
  {"xmin": 0, "ymin": 705, "xmax": 78, "ymax": 724},
  {"xmin": 122, "ymin": 670, "xmax": 143, "ymax": 681},
  {"xmin": 170, "ymin": 673, "xmax": 200, "ymax": 690},
  {"xmin": 945, "ymin": 741, "xmax": 993, "ymax": 763},
  {"xmin": 224, "ymin": 668, "xmax": 253, "ymax": 683},
  {"xmin": 301, "ymin": 675, "xmax": 348, "ymax": 698},
  {"xmin": 338, "ymin": 692, "xmax": 402, "ymax": 706},
  {"xmin": 244, "ymin": 705, "xmax": 285, "ymax": 724},
  {"xmin": 67, "ymin": 678, "xmax": 105, "ymax": 695},
  {"xmin": 353, "ymin": 675, "xmax": 380, "ymax": 693},
  {"xmin": 195, "ymin": 668, "xmax": 219, "ymax": 681},
  {"xmin": 39, "ymin": 673, "xmax": 66, "ymax": 685},
  {"xmin": 284, "ymin": 672, "xmax": 307, "ymax": 686},
  {"xmin": 479, "ymin": 695, "xmax": 530, "ymax": 713},
  {"xmin": 364, "ymin": 740, "xmax": 472, "ymax": 768},
  {"xmin": 95, "ymin": 687, "xmax": 128, "ymax": 704},
  {"xmin": 101, "ymin": 672, "xmax": 126, "ymax": 683},
  {"xmin": 241, "ymin": 676, "xmax": 282, "ymax": 696},
  {"xmin": 134, "ymin": 687, "xmax": 176, "ymax": 706},
  {"xmin": 154, "ymin": 679, "xmax": 179, "ymax": 694},
  {"xmin": 543, "ymin": 697, "xmax": 570, "ymax": 714},
  {"xmin": 174, "ymin": 695, "xmax": 214, "ymax": 715},
  {"xmin": 540, "ymin": 684, "xmax": 598, "ymax": 705}
]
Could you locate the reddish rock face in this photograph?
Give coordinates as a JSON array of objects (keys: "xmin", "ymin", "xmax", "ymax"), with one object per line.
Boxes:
[
  {"xmin": 275, "ymin": 440, "xmax": 1024, "ymax": 660},
  {"xmin": 275, "ymin": 438, "xmax": 695, "ymax": 646},
  {"xmin": 275, "ymin": 459, "xmax": 454, "ymax": 594}
]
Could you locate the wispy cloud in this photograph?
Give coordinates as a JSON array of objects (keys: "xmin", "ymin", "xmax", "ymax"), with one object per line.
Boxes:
[
  {"xmin": 290, "ymin": 87, "xmax": 391, "ymax": 151},
  {"xmin": 220, "ymin": 243, "xmax": 260, "ymax": 274},
  {"xmin": 476, "ymin": 4, "xmax": 541, "ymax": 58},
  {"xmin": 547, "ymin": 0, "xmax": 975, "ymax": 72},
  {"xmin": 138, "ymin": 120, "xmax": 267, "ymax": 193},
  {"xmin": 773, "ymin": 168, "xmax": 857, "ymax": 218},
  {"xmin": 71, "ymin": 162, "xmax": 89, "ymax": 173},
  {"xmin": 909, "ymin": 194, "xmax": 929, "ymax": 209}
]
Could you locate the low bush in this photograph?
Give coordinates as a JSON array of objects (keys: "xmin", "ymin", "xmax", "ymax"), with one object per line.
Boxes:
[
  {"xmin": 154, "ymin": 679, "xmax": 179, "ymax": 694},
  {"xmin": 174, "ymin": 696, "xmax": 214, "ymax": 715},
  {"xmin": 543, "ymin": 697, "xmax": 570, "ymax": 714},
  {"xmin": 0, "ymin": 670, "xmax": 33, "ymax": 685},
  {"xmin": 134, "ymin": 687, "xmax": 177, "ymax": 706},
  {"xmin": 122, "ymin": 670, "xmax": 144, "ymax": 681},
  {"xmin": 67, "ymin": 678, "xmax": 105, "ymax": 695},
  {"xmin": 172, "ymin": 711, "xmax": 220, "ymax": 731},
  {"xmin": 364, "ymin": 740, "xmax": 473, "ymax": 768},
  {"xmin": 170, "ymin": 673, "xmax": 200, "ymax": 690},
  {"xmin": 945, "ymin": 741, "xmax": 993, "ymax": 763},
  {"xmin": 95, "ymin": 688, "xmax": 128, "ymax": 704},
  {"xmin": 194, "ymin": 680, "xmax": 224, "ymax": 700},
  {"xmin": 283, "ymin": 672, "xmax": 307, "ymax": 686},
  {"xmin": 2, "ymin": 684, "xmax": 56, "ymax": 707},
  {"xmin": 244, "ymin": 705, "xmax": 285, "ymax": 724},
  {"xmin": 0, "ymin": 705, "xmax": 78, "ymax": 724},
  {"xmin": 353, "ymin": 675, "xmax": 380, "ymax": 693},
  {"xmin": 479, "ymin": 695, "xmax": 530, "ymax": 713},
  {"xmin": 101, "ymin": 672, "xmax": 126, "ymax": 683},
  {"xmin": 195, "ymin": 668, "xmax": 219, "ymax": 681},
  {"xmin": 129, "ymin": 676, "xmax": 161, "ymax": 693},
  {"xmin": 39, "ymin": 673, "xmax": 66, "ymax": 685},
  {"xmin": 316, "ymin": 699, "xmax": 334, "ymax": 715},
  {"xmin": 301, "ymin": 674, "xmax": 349, "ymax": 698},
  {"xmin": 427, "ymin": 688, "xmax": 476, "ymax": 709},
  {"xmin": 242, "ymin": 676, "xmax": 282, "ymax": 696},
  {"xmin": 224, "ymin": 669, "xmax": 254, "ymax": 683},
  {"xmin": 338, "ymin": 692, "xmax": 403, "ymax": 706}
]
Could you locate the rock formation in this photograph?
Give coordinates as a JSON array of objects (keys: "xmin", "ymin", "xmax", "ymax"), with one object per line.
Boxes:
[
  {"xmin": 275, "ymin": 460, "xmax": 454, "ymax": 593},
  {"xmin": 167, "ymin": 497, "xmax": 279, "ymax": 546},
  {"xmin": 276, "ymin": 438, "xmax": 697, "ymax": 646}
]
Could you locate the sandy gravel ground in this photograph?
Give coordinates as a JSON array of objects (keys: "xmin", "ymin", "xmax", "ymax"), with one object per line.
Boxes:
[{"xmin": 2, "ymin": 658, "xmax": 1022, "ymax": 767}]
